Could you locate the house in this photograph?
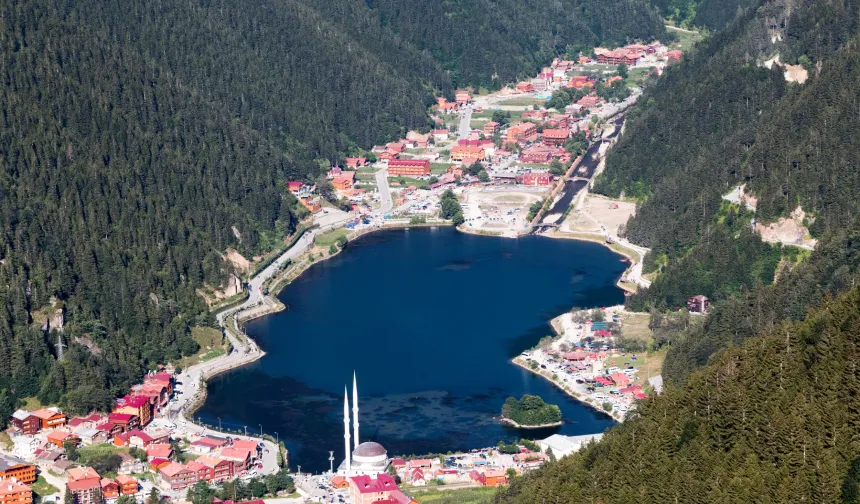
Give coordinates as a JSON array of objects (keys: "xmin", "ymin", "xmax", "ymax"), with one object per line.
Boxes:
[
  {"xmin": 482, "ymin": 121, "xmax": 500, "ymax": 136},
  {"xmin": 113, "ymin": 396, "xmax": 152, "ymax": 427},
  {"xmin": 231, "ymin": 440, "xmax": 260, "ymax": 461},
  {"xmin": 610, "ymin": 373, "xmax": 630, "ymax": 387},
  {"xmin": 46, "ymin": 431, "xmax": 79, "ymax": 449},
  {"xmin": 190, "ymin": 437, "xmax": 228, "ymax": 454},
  {"xmin": 348, "ymin": 474, "xmax": 398, "ymax": 504},
  {"xmin": 506, "ymin": 122, "xmax": 538, "ymax": 143},
  {"xmin": 482, "ymin": 470, "xmax": 508, "ymax": 487},
  {"xmin": 67, "ymin": 479, "xmax": 101, "ymax": 504},
  {"xmin": 95, "ymin": 422, "xmax": 119, "ymax": 439},
  {"xmin": 606, "ymin": 75, "xmax": 623, "ymax": 86},
  {"xmin": 667, "ymin": 49, "xmax": 683, "ymax": 61},
  {"xmin": 50, "ymin": 459, "xmax": 75, "ymax": 475},
  {"xmin": 332, "ymin": 176, "xmax": 354, "ymax": 192},
  {"xmin": 100, "ymin": 479, "xmax": 119, "ymax": 501},
  {"xmin": 407, "ymin": 459, "xmax": 433, "ymax": 469},
  {"xmin": 515, "ymin": 82, "xmax": 535, "ymax": 93},
  {"xmin": 0, "ymin": 456, "xmax": 36, "ymax": 484},
  {"xmin": 407, "ymin": 468, "xmax": 425, "ymax": 486},
  {"xmin": 158, "ymin": 463, "xmax": 197, "ymax": 490},
  {"xmin": 329, "ymin": 476, "xmax": 349, "ymax": 489},
  {"xmin": 431, "ymin": 129, "xmax": 450, "ymax": 141},
  {"xmin": 454, "ymin": 90, "xmax": 471, "ymax": 104},
  {"xmin": 145, "ymin": 444, "xmax": 173, "ymax": 461},
  {"xmin": 115, "ymin": 475, "xmax": 138, "ymax": 496},
  {"xmin": 68, "ymin": 467, "xmax": 101, "ymax": 483},
  {"xmin": 219, "ymin": 447, "xmax": 251, "ymax": 472},
  {"xmin": 286, "ymin": 181, "xmax": 303, "ymax": 193},
  {"xmin": 450, "ymin": 145, "xmax": 485, "ymax": 162},
  {"xmin": 10, "ymin": 411, "xmax": 40, "ymax": 435},
  {"xmin": 12, "ymin": 435, "xmax": 40, "ymax": 460},
  {"xmin": 30, "ymin": 408, "xmax": 66, "ymax": 430},
  {"xmin": 566, "ymin": 76, "xmax": 592, "ymax": 89},
  {"xmin": 149, "ymin": 459, "xmax": 170, "ymax": 472},
  {"xmin": 0, "ymin": 479, "xmax": 33, "ymax": 504},
  {"xmin": 576, "ymin": 95, "xmax": 600, "ymax": 109},
  {"xmin": 185, "ymin": 461, "xmax": 209, "ymax": 484},
  {"xmin": 686, "ymin": 295, "xmax": 710, "ymax": 314},
  {"xmin": 68, "ymin": 468, "xmax": 102, "ymax": 504},
  {"xmin": 388, "ymin": 159, "xmax": 430, "ymax": 177},
  {"xmin": 143, "ymin": 372, "xmax": 174, "ymax": 396},
  {"xmin": 345, "ymin": 158, "xmax": 367, "ymax": 169},
  {"xmin": 117, "ymin": 454, "xmax": 146, "ymax": 475},
  {"xmin": 74, "ymin": 427, "xmax": 105, "ymax": 446},
  {"xmin": 519, "ymin": 146, "xmax": 555, "ymax": 164},
  {"xmin": 107, "ymin": 413, "xmax": 139, "ymax": 433},
  {"xmin": 196, "ymin": 456, "xmax": 233, "ymax": 483},
  {"xmin": 542, "ymin": 129, "xmax": 570, "ymax": 147}
]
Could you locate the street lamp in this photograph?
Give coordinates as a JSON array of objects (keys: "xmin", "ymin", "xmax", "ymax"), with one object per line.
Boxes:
[
  {"xmin": 259, "ymin": 424, "xmax": 263, "ymax": 436},
  {"xmin": 244, "ymin": 425, "xmax": 248, "ymax": 436},
  {"xmin": 217, "ymin": 417, "xmax": 222, "ymax": 431},
  {"xmin": 274, "ymin": 432, "xmax": 279, "ymax": 444}
]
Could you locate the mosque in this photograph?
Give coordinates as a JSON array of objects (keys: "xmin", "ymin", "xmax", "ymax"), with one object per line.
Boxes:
[{"xmin": 337, "ymin": 373, "xmax": 390, "ymax": 477}]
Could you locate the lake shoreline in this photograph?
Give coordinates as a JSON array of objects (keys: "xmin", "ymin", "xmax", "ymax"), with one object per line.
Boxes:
[{"xmin": 500, "ymin": 417, "xmax": 564, "ymax": 429}]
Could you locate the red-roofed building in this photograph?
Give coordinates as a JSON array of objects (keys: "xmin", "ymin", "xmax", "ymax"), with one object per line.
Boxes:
[
  {"xmin": 46, "ymin": 431, "xmax": 79, "ymax": 449},
  {"xmin": 542, "ymin": 129, "xmax": 570, "ymax": 147},
  {"xmin": 159, "ymin": 463, "xmax": 196, "ymax": 490},
  {"xmin": 667, "ymin": 50, "xmax": 683, "ymax": 62},
  {"xmin": 566, "ymin": 75, "xmax": 593, "ymax": 89},
  {"xmin": 506, "ymin": 122, "xmax": 538, "ymax": 144},
  {"xmin": 450, "ymin": 145, "xmax": 485, "ymax": 162},
  {"xmin": 190, "ymin": 437, "xmax": 227, "ymax": 454},
  {"xmin": 482, "ymin": 121, "xmax": 500, "ymax": 136},
  {"xmin": 515, "ymin": 82, "xmax": 535, "ymax": 93},
  {"xmin": 231, "ymin": 440, "xmax": 260, "ymax": 460},
  {"xmin": 0, "ymin": 479, "xmax": 33, "ymax": 504},
  {"xmin": 610, "ymin": 373, "xmax": 630, "ymax": 386},
  {"xmin": 388, "ymin": 159, "xmax": 430, "ymax": 177},
  {"xmin": 454, "ymin": 90, "xmax": 471, "ymax": 104},
  {"xmin": 346, "ymin": 158, "xmax": 367, "ymax": 169},
  {"xmin": 67, "ymin": 479, "xmax": 101, "ymax": 504},
  {"xmin": 9, "ymin": 411, "xmax": 40, "ymax": 435},
  {"xmin": 145, "ymin": 444, "xmax": 173, "ymax": 461},
  {"xmin": 114, "ymin": 395, "xmax": 152, "ymax": 427},
  {"xmin": 197, "ymin": 456, "xmax": 233, "ymax": 482},
  {"xmin": 107, "ymin": 413, "xmax": 138, "ymax": 433},
  {"xmin": 115, "ymin": 475, "xmax": 137, "ymax": 496},
  {"xmin": 348, "ymin": 475, "xmax": 398, "ymax": 504},
  {"xmin": 100, "ymin": 479, "xmax": 119, "ymax": 500},
  {"xmin": 219, "ymin": 448, "xmax": 251, "ymax": 472},
  {"xmin": 577, "ymin": 95, "xmax": 601, "ymax": 109},
  {"xmin": 286, "ymin": 181, "xmax": 303, "ymax": 193},
  {"xmin": 31, "ymin": 408, "xmax": 66, "ymax": 430}
]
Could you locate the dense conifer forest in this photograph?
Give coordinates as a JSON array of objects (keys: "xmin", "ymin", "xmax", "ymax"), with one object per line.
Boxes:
[
  {"xmin": 363, "ymin": 0, "xmax": 666, "ymax": 88},
  {"xmin": 593, "ymin": 0, "xmax": 860, "ymax": 384},
  {"xmin": 494, "ymin": 287, "xmax": 860, "ymax": 503},
  {"xmin": 0, "ymin": 0, "xmax": 662, "ymax": 420}
]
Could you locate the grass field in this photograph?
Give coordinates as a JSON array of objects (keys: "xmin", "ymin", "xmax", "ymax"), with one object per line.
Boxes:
[
  {"xmin": 620, "ymin": 312, "xmax": 651, "ymax": 340},
  {"xmin": 0, "ymin": 432, "xmax": 11, "ymax": 450},
  {"xmin": 406, "ymin": 486, "xmax": 498, "ymax": 504},
  {"xmin": 314, "ymin": 228, "xmax": 349, "ymax": 248},
  {"xmin": 20, "ymin": 396, "xmax": 43, "ymax": 411},
  {"xmin": 32, "ymin": 476, "xmax": 59, "ymax": 497},
  {"xmin": 430, "ymin": 163, "xmax": 452, "ymax": 174},
  {"xmin": 180, "ymin": 326, "xmax": 225, "ymax": 367},
  {"xmin": 666, "ymin": 25, "xmax": 705, "ymax": 51}
]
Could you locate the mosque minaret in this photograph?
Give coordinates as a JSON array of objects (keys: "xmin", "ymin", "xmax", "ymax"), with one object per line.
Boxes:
[{"xmin": 337, "ymin": 373, "xmax": 389, "ymax": 477}]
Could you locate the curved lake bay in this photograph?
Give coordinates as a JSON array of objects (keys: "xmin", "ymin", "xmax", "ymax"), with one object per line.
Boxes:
[{"xmin": 199, "ymin": 228, "xmax": 625, "ymax": 472}]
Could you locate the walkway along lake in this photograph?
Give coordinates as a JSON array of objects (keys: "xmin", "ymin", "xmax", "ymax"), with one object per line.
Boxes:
[{"xmin": 198, "ymin": 227, "xmax": 624, "ymax": 473}]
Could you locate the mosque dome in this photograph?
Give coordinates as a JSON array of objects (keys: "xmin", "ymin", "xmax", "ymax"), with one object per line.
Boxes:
[{"xmin": 353, "ymin": 441, "xmax": 387, "ymax": 460}]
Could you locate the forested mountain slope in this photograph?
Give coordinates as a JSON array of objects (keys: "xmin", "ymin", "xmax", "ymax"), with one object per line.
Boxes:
[
  {"xmin": 364, "ymin": 0, "xmax": 666, "ymax": 88},
  {"xmin": 494, "ymin": 287, "xmax": 860, "ymax": 504},
  {"xmin": 0, "ymin": 0, "xmax": 448, "ymax": 415},
  {"xmin": 592, "ymin": 0, "xmax": 860, "ymax": 383},
  {"xmin": 0, "ymin": 0, "xmax": 666, "ymax": 418}
]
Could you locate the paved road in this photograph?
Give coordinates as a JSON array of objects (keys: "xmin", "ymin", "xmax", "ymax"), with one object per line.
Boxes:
[
  {"xmin": 374, "ymin": 167, "xmax": 393, "ymax": 215},
  {"xmin": 458, "ymin": 106, "xmax": 473, "ymax": 139}
]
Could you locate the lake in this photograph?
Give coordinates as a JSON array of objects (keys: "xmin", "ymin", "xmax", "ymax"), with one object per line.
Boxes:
[{"xmin": 198, "ymin": 227, "xmax": 625, "ymax": 473}]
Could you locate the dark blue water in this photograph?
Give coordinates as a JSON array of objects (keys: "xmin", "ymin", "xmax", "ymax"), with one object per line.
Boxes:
[{"xmin": 198, "ymin": 228, "xmax": 624, "ymax": 473}]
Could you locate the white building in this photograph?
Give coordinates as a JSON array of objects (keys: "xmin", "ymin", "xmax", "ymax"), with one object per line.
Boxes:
[
  {"xmin": 538, "ymin": 433, "xmax": 604, "ymax": 459},
  {"xmin": 337, "ymin": 373, "xmax": 390, "ymax": 478}
]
